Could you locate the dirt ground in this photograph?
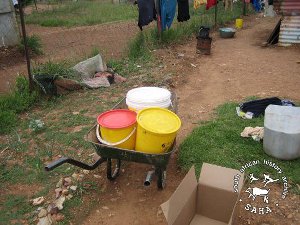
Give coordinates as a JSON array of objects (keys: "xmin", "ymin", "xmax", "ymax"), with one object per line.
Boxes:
[
  {"xmin": 79, "ymin": 15, "xmax": 300, "ymax": 225},
  {"xmin": 0, "ymin": 20, "xmax": 139, "ymax": 93},
  {"xmin": 1, "ymin": 14, "xmax": 300, "ymax": 225}
]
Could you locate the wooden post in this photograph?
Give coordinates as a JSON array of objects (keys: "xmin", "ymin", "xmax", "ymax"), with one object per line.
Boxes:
[{"xmin": 18, "ymin": 0, "xmax": 33, "ymax": 92}]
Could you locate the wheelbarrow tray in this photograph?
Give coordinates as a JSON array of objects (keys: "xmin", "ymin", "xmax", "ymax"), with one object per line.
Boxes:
[{"xmin": 86, "ymin": 125, "xmax": 176, "ymax": 170}]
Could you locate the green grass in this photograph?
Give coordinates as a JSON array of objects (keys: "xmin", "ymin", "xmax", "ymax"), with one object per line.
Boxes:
[
  {"xmin": 25, "ymin": 1, "xmax": 137, "ymax": 27},
  {"xmin": 128, "ymin": 2, "xmax": 246, "ymax": 59},
  {"xmin": 0, "ymin": 76, "xmax": 38, "ymax": 134},
  {"xmin": 19, "ymin": 35, "xmax": 43, "ymax": 55},
  {"xmin": 178, "ymin": 102, "xmax": 300, "ymax": 185}
]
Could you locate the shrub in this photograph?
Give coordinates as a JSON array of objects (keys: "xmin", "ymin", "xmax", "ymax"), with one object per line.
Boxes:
[{"xmin": 19, "ymin": 35, "xmax": 43, "ymax": 55}]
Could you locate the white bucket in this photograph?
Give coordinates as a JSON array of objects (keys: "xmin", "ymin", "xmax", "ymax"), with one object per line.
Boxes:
[{"xmin": 126, "ymin": 87, "xmax": 171, "ymax": 112}]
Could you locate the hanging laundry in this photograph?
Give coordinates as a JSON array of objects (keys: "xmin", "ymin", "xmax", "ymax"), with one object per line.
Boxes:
[
  {"xmin": 177, "ymin": 0, "xmax": 190, "ymax": 22},
  {"xmin": 160, "ymin": 0, "xmax": 177, "ymax": 30},
  {"xmin": 206, "ymin": 0, "xmax": 217, "ymax": 10},
  {"xmin": 252, "ymin": 0, "xmax": 261, "ymax": 12},
  {"xmin": 194, "ymin": 0, "xmax": 207, "ymax": 9},
  {"xmin": 137, "ymin": 0, "xmax": 157, "ymax": 30}
]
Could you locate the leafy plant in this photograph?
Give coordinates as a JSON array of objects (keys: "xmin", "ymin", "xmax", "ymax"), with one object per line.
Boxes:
[{"xmin": 19, "ymin": 34, "xmax": 43, "ymax": 55}]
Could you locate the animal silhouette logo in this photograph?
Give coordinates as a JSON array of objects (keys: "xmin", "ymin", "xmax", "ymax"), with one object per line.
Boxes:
[
  {"xmin": 263, "ymin": 174, "xmax": 279, "ymax": 187},
  {"xmin": 245, "ymin": 187, "xmax": 270, "ymax": 203},
  {"xmin": 249, "ymin": 173, "xmax": 259, "ymax": 183}
]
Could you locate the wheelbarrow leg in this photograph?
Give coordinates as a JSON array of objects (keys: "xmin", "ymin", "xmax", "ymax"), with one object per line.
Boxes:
[
  {"xmin": 155, "ymin": 167, "xmax": 166, "ymax": 189},
  {"xmin": 107, "ymin": 158, "xmax": 121, "ymax": 180}
]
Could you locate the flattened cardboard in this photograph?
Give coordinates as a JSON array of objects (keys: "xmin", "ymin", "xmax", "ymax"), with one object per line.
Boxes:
[{"xmin": 161, "ymin": 163, "xmax": 244, "ymax": 225}]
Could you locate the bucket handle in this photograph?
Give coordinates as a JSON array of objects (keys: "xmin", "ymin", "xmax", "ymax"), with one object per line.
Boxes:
[{"xmin": 96, "ymin": 124, "xmax": 136, "ymax": 147}]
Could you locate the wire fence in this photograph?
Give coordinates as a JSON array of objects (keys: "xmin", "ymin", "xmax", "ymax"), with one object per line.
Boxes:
[{"xmin": 0, "ymin": 0, "xmax": 248, "ymax": 93}]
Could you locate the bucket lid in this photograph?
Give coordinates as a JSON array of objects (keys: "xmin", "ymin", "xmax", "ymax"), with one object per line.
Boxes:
[
  {"xmin": 137, "ymin": 108, "xmax": 181, "ymax": 134},
  {"xmin": 97, "ymin": 109, "xmax": 137, "ymax": 129},
  {"xmin": 126, "ymin": 87, "xmax": 171, "ymax": 104}
]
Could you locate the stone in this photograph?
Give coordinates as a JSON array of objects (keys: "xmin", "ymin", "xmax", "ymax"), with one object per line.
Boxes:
[
  {"xmin": 93, "ymin": 175, "xmax": 101, "ymax": 179},
  {"xmin": 32, "ymin": 197, "xmax": 45, "ymax": 206},
  {"xmin": 70, "ymin": 185, "xmax": 77, "ymax": 191},
  {"xmin": 52, "ymin": 213, "xmax": 65, "ymax": 222},
  {"xmin": 102, "ymin": 206, "xmax": 109, "ymax": 210},
  {"xmin": 73, "ymin": 54, "xmax": 107, "ymax": 79},
  {"xmin": 54, "ymin": 78, "xmax": 82, "ymax": 92},
  {"xmin": 54, "ymin": 195, "xmax": 65, "ymax": 210},
  {"xmin": 82, "ymin": 170, "xmax": 90, "ymax": 175},
  {"xmin": 287, "ymin": 214, "xmax": 293, "ymax": 219},
  {"xmin": 37, "ymin": 215, "xmax": 53, "ymax": 225},
  {"xmin": 82, "ymin": 77, "xmax": 110, "ymax": 89},
  {"xmin": 38, "ymin": 209, "xmax": 48, "ymax": 218},
  {"xmin": 56, "ymin": 178, "xmax": 63, "ymax": 188},
  {"xmin": 63, "ymin": 177, "xmax": 72, "ymax": 187},
  {"xmin": 55, "ymin": 188, "xmax": 62, "ymax": 198},
  {"xmin": 114, "ymin": 74, "xmax": 127, "ymax": 83},
  {"xmin": 62, "ymin": 189, "xmax": 69, "ymax": 196}
]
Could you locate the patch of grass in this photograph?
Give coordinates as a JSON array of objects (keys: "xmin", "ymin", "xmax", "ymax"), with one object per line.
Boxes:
[
  {"xmin": 0, "ymin": 195, "xmax": 34, "ymax": 224},
  {"xmin": 179, "ymin": 102, "xmax": 300, "ymax": 185},
  {"xmin": 128, "ymin": 2, "xmax": 246, "ymax": 59},
  {"xmin": 25, "ymin": 1, "xmax": 137, "ymax": 27},
  {"xmin": 19, "ymin": 34, "xmax": 43, "ymax": 55},
  {"xmin": 33, "ymin": 61, "xmax": 76, "ymax": 80},
  {"xmin": 0, "ymin": 76, "xmax": 38, "ymax": 134}
]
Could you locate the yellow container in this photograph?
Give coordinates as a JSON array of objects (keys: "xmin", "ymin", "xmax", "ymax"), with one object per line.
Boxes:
[
  {"xmin": 135, "ymin": 108, "xmax": 181, "ymax": 154},
  {"xmin": 97, "ymin": 109, "xmax": 137, "ymax": 150},
  {"xmin": 235, "ymin": 19, "xmax": 243, "ymax": 29}
]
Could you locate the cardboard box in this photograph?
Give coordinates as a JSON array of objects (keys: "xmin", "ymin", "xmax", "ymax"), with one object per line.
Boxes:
[{"xmin": 161, "ymin": 163, "xmax": 244, "ymax": 225}]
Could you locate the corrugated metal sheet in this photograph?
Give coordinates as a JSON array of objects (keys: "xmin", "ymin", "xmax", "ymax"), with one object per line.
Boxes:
[
  {"xmin": 280, "ymin": 0, "xmax": 300, "ymax": 16},
  {"xmin": 278, "ymin": 0, "xmax": 300, "ymax": 46},
  {"xmin": 279, "ymin": 16, "xmax": 300, "ymax": 46}
]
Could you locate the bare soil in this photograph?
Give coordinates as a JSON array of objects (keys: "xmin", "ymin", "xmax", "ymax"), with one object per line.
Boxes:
[{"xmin": 79, "ymin": 15, "xmax": 300, "ymax": 225}]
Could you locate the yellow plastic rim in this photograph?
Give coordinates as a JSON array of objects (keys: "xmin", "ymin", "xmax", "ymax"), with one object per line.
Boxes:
[{"xmin": 137, "ymin": 108, "xmax": 181, "ymax": 134}]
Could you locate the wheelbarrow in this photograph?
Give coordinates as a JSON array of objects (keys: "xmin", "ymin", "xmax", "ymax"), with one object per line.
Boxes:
[{"xmin": 45, "ymin": 92, "xmax": 178, "ymax": 189}]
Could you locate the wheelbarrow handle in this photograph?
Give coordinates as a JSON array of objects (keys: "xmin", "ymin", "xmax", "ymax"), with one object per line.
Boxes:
[{"xmin": 45, "ymin": 156, "xmax": 106, "ymax": 171}]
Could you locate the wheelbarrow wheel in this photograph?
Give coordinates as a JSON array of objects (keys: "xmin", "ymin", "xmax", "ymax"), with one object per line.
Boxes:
[
  {"xmin": 107, "ymin": 158, "xmax": 121, "ymax": 180},
  {"xmin": 156, "ymin": 168, "xmax": 166, "ymax": 189}
]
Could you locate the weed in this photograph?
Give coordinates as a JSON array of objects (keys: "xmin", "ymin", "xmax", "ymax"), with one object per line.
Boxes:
[
  {"xmin": 19, "ymin": 35, "xmax": 43, "ymax": 55},
  {"xmin": 89, "ymin": 47, "xmax": 100, "ymax": 58},
  {"xmin": 179, "ymin": 102, "xmax": 300, "ymax": 184},
  {"xmin": 25, "ymin": 1, "xmax": 137, "ymax": 27},
  {"xmin": 33, "ymin": 61, "xmax": 75, "ymax": 79}
]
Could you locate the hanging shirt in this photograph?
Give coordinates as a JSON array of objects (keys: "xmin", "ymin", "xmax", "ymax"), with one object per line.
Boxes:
[
  {"xmin": 177, "ymin": 0, "xmax": 190, "ymax": 22},
  {"xmin": 160, "ymin": 0, "xmax": 177, "ymax": 31},
  {"xmin": 206, "ymin": 0, "xmax": 217, "ymax": 10},
  {"xmin": 194, "ymin": 0, "xmax": 207, "ymax": 9},
  {"xmin": 137, "ymin": 0, "xmax": 157, "ymax": 30}
]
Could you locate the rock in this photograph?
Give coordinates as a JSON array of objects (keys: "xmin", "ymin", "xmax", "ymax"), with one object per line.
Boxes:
[
  {"xmin": 177, "ymin": 53, "xmax": 184, "ymax": 57},
  {"xmin": 102, "ymin": 206, "xmax": 109, "ymax": 210},
  {"xmin": 54, "ymin": 195, "xmax": 65, "ymax": 210},
  {"xmin": 38, "ymin": 209, "xmax": 48, "ymax": 218},
  {"xmin": 56, "ymin": 178, "xmax": 63, "ymax": 188},
  {"xmin": 72, "ymin": 173, "xmax": 80, "ymax": 181},
  {"xmin": 32, "ymin": 197, "xmax": 45, "ymax": 206},
  {"xmin": 55, "ymin": 188, "xmax": 62, "ymax": 198},
  {"xmin": 82, "ymin": 77, "xmax": 110, "ymax": 88},
  {"xmin": 70, "ymin": 185, "xmax": 77, "ymax": 191},
  {"xmin": 73, "ymin": 54, "xmax": 107, "ymax": 79},
  {"xmin": 37, "ymin": 215, "xmax": 53, "ymax": 225},
  {"xmin": 66, "ymin": 194, "xmax": 73, "ymax": 200},
  {"xmin": 63, "ymin": 177, "xmax": 72, "ymax": 187},
  {"xmin": 62, "ymin": 189, "xmax": 69, "ymax": 196},
  {"xmin": 287, "ymin": 214, "xmax": 293, "ymax": 219},
  {"xmin": 114, "ymin": 74, "xmax": 127, "ymax": 83},
  {"xmin": 93, "ymin": 175, "xmax": 101, "ymax": 179},
  {"xmin": 47, "ymin": 203, "xmax": 59, "ymax": 215},
  {"xmin": 54, "ymin": 78, "xmax": 82, "ymax": 92},
  {"xmin": 52, "ymin": 213, "xmax": 65, "ymax": 222}
]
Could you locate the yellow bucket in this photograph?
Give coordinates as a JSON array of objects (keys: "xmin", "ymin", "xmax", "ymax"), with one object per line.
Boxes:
[
  {"xmin": 135, "ymin": 108, "xmax": 181, "ymax": 154},
  {"xmin": 97, "ymin": 109, "xmax": 137, "ymax": 150},
  {"xmin": 235, "ymin": 19, "xmax": 243, "ymax": 29}
]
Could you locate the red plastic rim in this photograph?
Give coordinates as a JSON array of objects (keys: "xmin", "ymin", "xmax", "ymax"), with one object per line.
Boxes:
[{"xmin": 97, "ymin": 109, "xmax": 137, "ymax": 129}]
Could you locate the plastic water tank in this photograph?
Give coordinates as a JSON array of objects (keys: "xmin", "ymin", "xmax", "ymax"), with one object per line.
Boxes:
[{"xmin": 264, "ymin": 105, "xmax": 300, "ymax": 160}]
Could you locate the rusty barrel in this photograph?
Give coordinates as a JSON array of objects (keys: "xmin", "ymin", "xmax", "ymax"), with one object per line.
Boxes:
[{"xmin": 196, "ymin": 37, "xmax": 212, "ymax": 55}]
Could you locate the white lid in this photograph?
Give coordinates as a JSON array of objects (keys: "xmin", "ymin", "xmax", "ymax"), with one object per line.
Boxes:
[
  {"xmin": 264, "ymin": 105, "xmax": 300, "ymax": 133},
  {"xmin": 126, "ymin": 87, "xmax": 171, "ymax": 104},
  {"xmin": 126, "ymin": 98, "xmax": 171, "ymax": 110}
]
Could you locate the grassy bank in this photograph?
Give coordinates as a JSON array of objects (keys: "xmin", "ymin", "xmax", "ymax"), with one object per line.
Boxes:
[
  {"xmin": 178, "ymin": 102, "xmax": 300, "ymax": 185},
  {"xmin": 25, "ymin": 1, "xmax": 137, "ymax": 27}
]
